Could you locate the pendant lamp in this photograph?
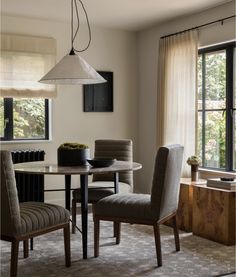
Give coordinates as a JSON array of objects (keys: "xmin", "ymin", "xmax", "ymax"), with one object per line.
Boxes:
[{"xmin": 39, "ymin": 0, "xmax": 106, "ymax": 85}]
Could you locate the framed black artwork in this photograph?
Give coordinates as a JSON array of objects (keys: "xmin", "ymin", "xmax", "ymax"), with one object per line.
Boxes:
[{"xmin": 83, "ymin": 71, "xmax": 113, "ymax": 112}]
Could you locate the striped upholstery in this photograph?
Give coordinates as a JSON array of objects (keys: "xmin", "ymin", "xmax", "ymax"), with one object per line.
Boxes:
[
  {"xmin": 92, "ymin": 139, "xmax": 133, "ymax": 187},
  {"xmin": 72, "ymin": 182, "xmax": 130, "ymax": 203},
  {"xmin": 93, "ymin": 193, "xmax": 153, "ymax": 220},
  {"xmin": 73, "ymin": 139, "xmax": 133, "ymax": 202},
  {"xmin": 1, "ymin": 151, "xmax": 22, "ymax": 237},
  {"xmin": 93, "ymin": 145, "xmax": 184, "ymax": 222},
  {"xmin": 20, "ymin": 202, "xmax": 70, "ymax": 234},
  {"xmin": 151, "ymin": 144, "xmax": 184, "ymax": 219},
  {"xmin": 0, "ymin": 150, "xmax": 70, "ymax": 237}
]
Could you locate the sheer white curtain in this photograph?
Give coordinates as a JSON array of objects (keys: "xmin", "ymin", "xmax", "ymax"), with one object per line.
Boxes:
[
  {"xmin": 157, "ymin": 30, "xmax": 198, "ymax": 176},
  {"xmin": 0, "ymin": 34, "xmax": 56, "ymax": 98}
]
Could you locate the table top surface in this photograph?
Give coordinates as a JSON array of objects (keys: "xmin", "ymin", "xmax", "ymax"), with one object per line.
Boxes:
[
  {"xmin": 14, "ymin": 160, "xmax": 142, "ymax": 175},
  {"xmin": 180, "ymin": 178, "xmax": 207, "ymax": 186},
  {"xmin": 180, "ymin": 178, "xmax": 236, "ymax": 192}
]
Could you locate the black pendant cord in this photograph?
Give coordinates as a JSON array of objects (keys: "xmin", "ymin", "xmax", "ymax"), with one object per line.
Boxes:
[
  {"xmin": 161, "ymin": 15, "xmax": 236, "ymax": 39},
  {"xmin": 73, "ymin": 0, "xmax": 80, "ymax": 42},
  {"xmin": 71, "ymin": 0, "xmax": 74, "ymax": 51},
  {"xmin": 70, "ymin": 0, "xmax": 91, "ymax": 53}
]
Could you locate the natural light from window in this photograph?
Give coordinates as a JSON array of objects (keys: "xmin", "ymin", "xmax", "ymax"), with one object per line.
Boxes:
[{"xmin": 197, "ymin": 42, "xmax": 235, "ymax": 171}]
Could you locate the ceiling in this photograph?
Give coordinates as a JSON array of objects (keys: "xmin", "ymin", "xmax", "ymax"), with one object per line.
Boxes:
[{"xmin": 1, "ymin": 0, "xmax": 230, "ymax": 31}]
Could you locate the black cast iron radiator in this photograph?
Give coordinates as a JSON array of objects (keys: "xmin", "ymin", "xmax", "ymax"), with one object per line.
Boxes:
[{"xmin": 11, "ymin": 150, "xmax": 45, "ymax": 203}]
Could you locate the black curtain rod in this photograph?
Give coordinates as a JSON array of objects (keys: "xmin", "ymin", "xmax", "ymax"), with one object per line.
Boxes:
[{"xmin": 160, "ymin": 15, "xmax": 236, "ymax": 39}]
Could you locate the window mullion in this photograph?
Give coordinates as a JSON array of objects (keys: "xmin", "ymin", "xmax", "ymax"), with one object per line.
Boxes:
[
  {"xmin": 4, "ymin": 98, "xmax": 13, "ymax": 140},
  {"xmin": 202, "ymin": 53, "xmax": 206, "ymax": 167},
  {"xmin": 45, "ymin": 99, "xmax": 49, "ymax": 140},
  {"xmin": 225, "ymin": 46, "xmax": 234, "ymax": 171}
]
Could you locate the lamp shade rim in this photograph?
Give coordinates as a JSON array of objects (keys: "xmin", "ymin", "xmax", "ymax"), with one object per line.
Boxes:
[
  {"xmin": 39, "ymin": 53, "xmax": 106, "ymax": 85},
  {"xmin": 39, "ymin": 78, "xmax": 106, "ymax": 85}
]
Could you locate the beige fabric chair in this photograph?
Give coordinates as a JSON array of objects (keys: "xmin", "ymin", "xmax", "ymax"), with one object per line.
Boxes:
[
  {"xmin": 0, "ymin": 150, "xmax": 71, "ymax": 277},
  {"xmin": 71, "ymin": 139, "xmax": 133, "ymax": 233},
  {"xmin": 93, "ymin": 144, "xmax": 184, "ymax": 266}
]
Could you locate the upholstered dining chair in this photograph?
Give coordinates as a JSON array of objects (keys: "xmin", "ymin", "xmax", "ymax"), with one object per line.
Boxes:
[
  {"xmin": 0, "ymin": 150, "xmax": 71, "ymax": 277},
  {"xmin": 93, "ymin": 144, "xmax": 184, "ymax": 267},
  {"xmin": 71, "ymin": 139, "xmax": 133, "ymax": 234}
]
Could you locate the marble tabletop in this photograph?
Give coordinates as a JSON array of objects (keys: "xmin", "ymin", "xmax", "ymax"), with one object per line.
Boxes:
[{"xmin": 14, "ymin": 160, "xmax": 142, "ymax": 175}]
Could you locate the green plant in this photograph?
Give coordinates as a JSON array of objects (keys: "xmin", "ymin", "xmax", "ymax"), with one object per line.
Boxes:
[
  {"xmin": 58, "ymin": 142, "xmax": 89, "ymax": 150},
  {"xmin": 186, "ymin": 155, "xmax": 201, "ymax": 166}
]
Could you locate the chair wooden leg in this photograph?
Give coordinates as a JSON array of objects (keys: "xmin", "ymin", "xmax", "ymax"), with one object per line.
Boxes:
[
  {"xmin": 30, "ymin": 238, "xmax": 33, "ymax": 250},
  {"xmin": 94, "ymin": 217, "xmax": 100, "ymax": 257},
  {"xmin": 23, "ymin": 240, "xmax": 29, "ymax": 258},
  {"xmin": 153, "ymin": 223, "xmax": 162, "ymax": 267},
  {"xmin": 11, "ymin": 240, "xmax": 19, "ymax": 277},
  {"xmin": 72, "ymin": 199, "xmax": 76, "ymax": 234},
  {"xmin": 63, "ymin": 224, "xmax": 71, "ymax": 267},
  {"xmin": 113, "ymin": 221, "xmax": 116, "ymax": 237},
  {"xmin": 172, "ymin": 215, "xmax": 180, "ymax": 251},
  {"xmin": 114, "ymin": 222, "xmax": 121, "ymax": 244}
]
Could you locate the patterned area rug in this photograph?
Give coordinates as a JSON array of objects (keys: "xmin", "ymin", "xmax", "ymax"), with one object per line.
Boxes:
[{"xmin": 1, "ymin": 214, "xmax": 235, "ymax": 277}]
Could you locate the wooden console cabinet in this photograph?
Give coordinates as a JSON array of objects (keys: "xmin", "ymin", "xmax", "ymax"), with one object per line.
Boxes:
[
  {"xmin": 166, "ymin": 178, "xmax": 205, "ymax": 232},
  {"xmin": 166, "ymin": 178, "xmax": 236, "ymax": 245},
  {"xmin": 174, "ymin": 178, "xmax": 206, "ymax": 232},
  {"xmin": 192, "ymin": 183, "xmax": 235, "ymax": 245}
]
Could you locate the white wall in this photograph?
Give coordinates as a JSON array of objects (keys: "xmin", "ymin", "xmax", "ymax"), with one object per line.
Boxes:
[
  {"xmin": 1, "ymin": 1, "xmax": 235, "ymax": 200},
  {"xmin": 1, "ymin": 15, "xmax": 139, "ymax": 205},
  {"xmin": 137, "ymin": 1, "xmax": 236, "ymax": 193}
]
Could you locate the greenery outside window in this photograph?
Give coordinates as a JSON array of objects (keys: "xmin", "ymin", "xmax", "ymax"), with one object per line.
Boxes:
[
  {"xmin": 197, "ymin": 42, "xmax": 235, "ymax": 171},
  {"xmin": 0, "ymin": 98, "xmax": 49, "ymax": 141}
]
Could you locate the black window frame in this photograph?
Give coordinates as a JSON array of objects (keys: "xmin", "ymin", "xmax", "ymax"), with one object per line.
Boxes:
[
  {"xmin": 1, "ymin": 98, "xmax": 49, "ymax": 141},
  {"xmin": 198, "ymin": 41, "xmax": 235, "ymax": 172}
]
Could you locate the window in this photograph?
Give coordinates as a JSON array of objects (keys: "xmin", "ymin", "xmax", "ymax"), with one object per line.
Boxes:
[
  {"xmin": 0, "ymin": 34, "xmax": 56, "ymax": 141},
  {"xmin": 197, "ymin": 42, "xmax": 235, "ymax": 171},
  {"xmin": 0, "ymin": 98, "xmax": 49, "ymax": 141}
]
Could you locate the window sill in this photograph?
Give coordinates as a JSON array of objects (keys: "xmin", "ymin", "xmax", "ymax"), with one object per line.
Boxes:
[
  {"xmin": 0, "ymin": 139, "xmax": 52, "ymax": 144},
  {"xmin": 199, "ymin": 168, "xmax": 236, "ymax": 179}
]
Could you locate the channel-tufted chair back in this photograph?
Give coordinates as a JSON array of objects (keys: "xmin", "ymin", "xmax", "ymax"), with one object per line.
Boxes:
[
  {"xmin": 1, "ymin": 150, "xmax": 21, "ymax": 237},
  {"xmin": 150, "ymin": 144, "xmax": 184, "ymax": 220},
  {"xmin": 92, "ymin": 139, "xmax": 133, "ymax": 188}
]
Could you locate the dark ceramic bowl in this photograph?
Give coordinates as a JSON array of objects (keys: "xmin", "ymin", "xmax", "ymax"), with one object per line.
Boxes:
[{"xmin": 87, "ymin": 158, "xmax": 116, "ymax": 168}]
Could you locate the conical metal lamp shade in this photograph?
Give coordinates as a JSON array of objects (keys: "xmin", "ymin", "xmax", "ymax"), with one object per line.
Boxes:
[{"xmin": 39, "ymin": 53, "xmax": 106, "ymax": 85}]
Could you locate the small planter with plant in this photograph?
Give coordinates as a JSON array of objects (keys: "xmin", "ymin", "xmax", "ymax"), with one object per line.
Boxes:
[
  {"xmin": 186, "ymin": 155, "xmax": 201, "ymax": 182},
  {"xmin": 57, "ymin": 142, "xmax": 90, "ymax": 166}
]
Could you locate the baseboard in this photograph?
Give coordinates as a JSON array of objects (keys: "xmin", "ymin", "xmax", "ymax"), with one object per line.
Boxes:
[{"xmin": 44, "ymin": 198, "xmax": 65, "ymax": 207}]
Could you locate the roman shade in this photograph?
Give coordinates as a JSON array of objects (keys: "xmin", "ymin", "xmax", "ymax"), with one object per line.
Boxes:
[{"xmin": 0, "ymin": 34, "xmax": 57, "ymax": 98}]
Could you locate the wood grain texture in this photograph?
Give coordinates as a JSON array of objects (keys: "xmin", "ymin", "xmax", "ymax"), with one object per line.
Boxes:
[
  {"xmin": 176, "ymin": 182, "xmax": 193, "ymax": 232},
  {"xmin": 192, "ymin": 184, "xmax": 235, "ymax": 245},
  {"xmin": 166, "ymin": 179, "xmax": 205, "ymax": 232}
]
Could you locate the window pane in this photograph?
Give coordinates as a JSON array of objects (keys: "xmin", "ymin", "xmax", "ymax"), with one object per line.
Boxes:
[
  {"xmin": 0, "ymin": 98, "xmax": 4, "ymax": 137},
  {"xmin": 205, "ymin": 50, "xmax": 226, "ymax": 109},
  {"xmin": 204, "ymin": 111, "xmax": 226, "ymax": 168},
  {"xmin": 13, "ymin": 99, "xmax": 45, "ymax": 139},
  {"xmin": 197, "ymin": 55, "xmax": 202, "ymax": 110}
]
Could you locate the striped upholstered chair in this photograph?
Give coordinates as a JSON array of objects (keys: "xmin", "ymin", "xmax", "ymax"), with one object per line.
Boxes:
[
  {"xmin": 71, "ymin": 139, "xmax": 133, "ymax": 233},
  {"xmin": 0, "ymin": 150, "xmax": 71, "ymax": 277},
  {"xmin": 93, "ymin": 144, "xmax": 184, "ymax": 266}
]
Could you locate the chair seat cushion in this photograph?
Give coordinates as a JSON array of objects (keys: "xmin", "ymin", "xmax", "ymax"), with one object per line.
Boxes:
[
  {"xmin": 93, "ymin": 193, "xmax": 158, "ymax": 221},
  {"xmin": 73, "ymin": 188, "xmax": 114, "ymax": 203},
  {"xmin": 20, "ymin": 202, "xmax": 70, "ymax": 234},
  {"xmin": 73, "ymin": 181, "xmax": 131, "ymax": 203}
]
